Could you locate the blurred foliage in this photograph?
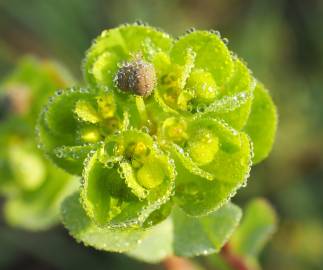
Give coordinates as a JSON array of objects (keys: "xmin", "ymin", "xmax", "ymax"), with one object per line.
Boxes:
[
  {"xmin": 0, "ymin": 57, "xmax": 78, "ymax": 230},
  {"xmin": 0, "ymin": 0, "xmax": 322, "ymax": 270},
  {"xmin": 207, "ymin": 198, "xmax": 277, "ymax": 270}
]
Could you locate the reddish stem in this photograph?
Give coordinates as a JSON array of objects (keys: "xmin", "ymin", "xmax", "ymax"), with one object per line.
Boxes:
[
  {"xmin": 220, "ymin": 244, "xmax": 250, "ymax": 270},
  {"xmin": 162, "ymin": 244, "xmax": 250, "ymax": 270},
  {"xmin": 163, "ymin": 256, "xmax": 198, "ymax": 270}
]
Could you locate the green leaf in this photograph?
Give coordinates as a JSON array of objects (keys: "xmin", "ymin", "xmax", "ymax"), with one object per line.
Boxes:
[
  {"xmin": 74, "ymin": 100, "xmax": 101, "ymax": 124},
  {"xmin": 173, "ymin": 203, "xmax": 241, "ymax": 257},
  {"xmin": 168, "ymin": 143, "xmax": 214, "ymax": 181},
  {"xmin": 37, "ymin": 85, "xmax": 145, "ymax": 175},
  {"xmin": 223, "ymin": 58, "xmax": 253, "ymax": 96},
  {"xmin": 61, "ymin": 192, "xmax": 145, "ymax": 252},
  {"xmin": 53, "ymin": 144, "xmax": 99, "ymax": 162},
  {"xmin": 230, "ymin": 198, "xmax": 277, "ymax": 257},
  {"xmin": 37, "ymin": 113, "xmax": 97, "ymax": 175},
  {"xmin": 210, "ymin": 58, "xmax": 255, "ymax": 130},
  {"xmin": 201, "ymin": 91, "xmax": 251, "ymax": 116},
  {"xmin": 119, "ymin": 161, "xmax": 148, "ymax": 199},
  {"xmin": 173, "ymin": 123, "xmax": 252, "ymax": 216},
  {"xmin": 44, "ymin": 87, "xmax": 94, "ymax": 139},
  {"xmin": 128, "ymin": 202, "xmax": 242, "ymax": 263},
  {"xmin": 84, "ymin": 24, "xmax": 173, "ymax": 88},
  {"xmin": 127, "ymin": 218, "xmax": 173, "ymax": 263},
  {"xmin": 81, "ymin": 131, "xmax": 175, "ymax": 228},
  {"xmin": 243, "ymin": 82, "xmax": 277, "ymax": 164},
  {"xmin": 171, "ymin": 31, "xmax": 233, "ymax": 86},
  {"xmin": 142, "ymin": 200, "xmax": 173, "ymax": 228},
  {"xmin": 37, "ymin": 87, "xmax": 101, "ymax": 174},
  {"xmin": 81, "ymin": 149, "xmax": 139, "ymax": 228},
  {"xmin": 188, "ymin": 117, "xmax": 242, "ymax": 154}
]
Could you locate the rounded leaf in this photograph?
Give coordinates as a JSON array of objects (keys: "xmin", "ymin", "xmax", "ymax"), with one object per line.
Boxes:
[
  {"xmin": 230, "ymin": 198, "xmax": 277, "ymax": 257},
  {"xmin": 208, "ymin": 58, "xmax": 256, "ymax": 130},
  {"xmin": 37, "ymin": 87, "xmax": 126, "ymax": 174},
  {"xmin": 81, "ymin": 130, "xmax": 176, "ymax": 228},
  {"xmin": 61, "ymin": 192, "xmax": 146, "ymax": 252},
  {"xmin": 83, "ymin": 24, "xmax": 173, "ymax": 88},
  {"xmin": 171, "ymin": 31, "xmax": 233, "ymax": 86},
  {"xmin": 172, "ymin": 120, "xmax": 252, "ymax": 216},
  {"xmin": 244, "ymin": 82, "xmax": 277, "ymax": 164},
  {"xmin": 128, "ymin": 202, "xmax": 242, "ymax": 262}
]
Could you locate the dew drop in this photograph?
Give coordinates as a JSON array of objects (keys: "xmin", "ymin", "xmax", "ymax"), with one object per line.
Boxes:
[
  {"xmin": 106, "ymin": 161, "xmax": 114, "ymax": 169},
  {"xmin": 101, "ymin": 30, "xmax": 108, "ymax": 37},
  {"xmin": 211, "ymin": 30, "xmax": 221, "ymax": 38},
  {"xmin": 141, "ymin": 125, "xmax": 150, "ymax": 133},
  {"xmin": 222, "ymin": 37, "xmax": 229, "ymax": 44},
  {"xmin": 186, "ymin": 27, "xmax": 196, "ymax": 34},
  {"xmin": 56, "ymin": 150, "xmax": 63, "ymax": 158},
  {"xmin": 135, "ymin": 20, "xmax": 144, "ymax": 26}
]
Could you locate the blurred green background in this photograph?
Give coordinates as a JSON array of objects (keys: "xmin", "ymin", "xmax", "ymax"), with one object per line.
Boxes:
[{"xmin": 0, "ymin": 0, "xmax": 322, "ymax": 269}]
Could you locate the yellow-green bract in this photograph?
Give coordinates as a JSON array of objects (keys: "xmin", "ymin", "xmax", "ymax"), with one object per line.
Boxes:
[{"xmin": 37, "ymin": 23, "xmax": 277, "ymax": 259}]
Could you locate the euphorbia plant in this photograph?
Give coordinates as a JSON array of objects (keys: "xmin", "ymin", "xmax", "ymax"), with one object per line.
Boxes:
[{"xmin": 37, "ymin": 23, "xmax": 277, "ymax": 261}]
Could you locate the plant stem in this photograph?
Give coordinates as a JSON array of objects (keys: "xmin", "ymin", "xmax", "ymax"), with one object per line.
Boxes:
[
  {"xmin": 163, "ymin": 256, "xmax": 201, "ymax": 270},
  {"xmin": 220, "ymin": 244, "xmax": 250, "ymax": 270}
]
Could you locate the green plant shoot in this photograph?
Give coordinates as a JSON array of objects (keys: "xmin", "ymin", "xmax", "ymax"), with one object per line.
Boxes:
[{"xmin": 37, "ymin": 23, "xmax": 277, "ymax": 260}]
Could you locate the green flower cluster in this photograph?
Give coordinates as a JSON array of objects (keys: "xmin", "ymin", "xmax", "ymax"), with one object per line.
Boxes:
[
  {"xmin": 37, "ymin": 23, "xmax": 277, "ymax": 255},
  {"xmin": 0, "ymin": 57, "xmax": 77, "ymax": 230}
]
